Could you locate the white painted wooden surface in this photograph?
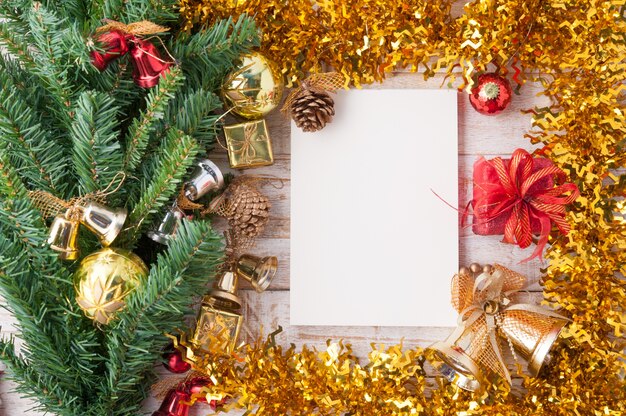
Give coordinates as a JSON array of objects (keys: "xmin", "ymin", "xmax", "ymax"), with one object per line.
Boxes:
[{"xmin": 0, "ymin": 72, "xmax": 552, "ymax": 415}]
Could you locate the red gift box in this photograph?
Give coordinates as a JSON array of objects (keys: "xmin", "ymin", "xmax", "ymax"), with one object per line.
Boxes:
[
  {"xmin": 470, "ymin": 149, "xmax": 578, "ymax": 261},
  {"xmin": 472, "ymin": 156, "xmax": 554, "ymax": 236}
]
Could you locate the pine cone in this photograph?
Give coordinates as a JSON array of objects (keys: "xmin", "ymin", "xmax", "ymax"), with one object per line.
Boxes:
[
  {"xmin": 213, "ymin": 182, "xmax": 271, "ymax": 246},
  {"xmin": 290, "ymin": 88, "xmax": 335, "ymax": 132}
]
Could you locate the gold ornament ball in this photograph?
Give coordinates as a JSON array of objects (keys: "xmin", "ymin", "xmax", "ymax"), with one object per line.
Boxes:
[
  {"xmin": 221, "ymin": 52, "xmax": 284, "ymax": 119},
  {"xmin": 74, "ymin": 247, "xmax": 148, "ymax": 325}
]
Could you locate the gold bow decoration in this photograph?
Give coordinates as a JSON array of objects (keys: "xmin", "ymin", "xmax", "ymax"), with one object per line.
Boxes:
[
  {"xmin": 29, "ymin": 172, "xmax": 125, "ymax": 220},
  {"xmin": 95, "ymin": 19, "xmax": 169, "ymax": 36},
  {"xmin": 427, "ymin": 264, "xmax": 569, "ymax": 391}
]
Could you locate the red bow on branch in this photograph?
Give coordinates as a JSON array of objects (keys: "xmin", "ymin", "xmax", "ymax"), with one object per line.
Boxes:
[
  {"xmin": 472, "ymin": 149, "xmax": 579, "ymax": 261},
  {"xmin": 90, "ymin": 20, "xmax": 172, "ymax": 88}
]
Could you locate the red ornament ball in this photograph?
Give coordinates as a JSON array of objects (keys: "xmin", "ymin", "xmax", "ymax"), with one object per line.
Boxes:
[
  {"xmin": 469, "ymin": 73, "xmax": 512, "ymax": 115},
  {"xmin": 163, "ymin": 349, "xmax": 191, "ymax": 374}
]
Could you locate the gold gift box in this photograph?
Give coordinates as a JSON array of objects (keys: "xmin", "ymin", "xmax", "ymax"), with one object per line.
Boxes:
[
  {"xmin": 192, "ymin": 298, "xmax": 242, "ymax": 353},
  {"xmin": 223, "ymin": 119, "xmax": 274, "ymax": 169}
]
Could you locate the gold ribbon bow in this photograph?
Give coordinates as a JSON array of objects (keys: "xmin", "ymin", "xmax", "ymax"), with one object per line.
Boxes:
[
  {"xmin": 29, "ymin": 173, "xmax": 125, "ymax": 220},
  {"xmin": 449, "ymin": 264, "xmax": 567, "ymax": 385},
  {"xmin": 95, "ymin": 19, "xmax": 169, "ymax": 36}
]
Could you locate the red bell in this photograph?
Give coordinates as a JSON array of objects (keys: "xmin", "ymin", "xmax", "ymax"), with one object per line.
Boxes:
[
  {"xmin": 162, "ymin": 349, "xmax": 191, "ymax": 374},
  {"xmin": 129, "ymin": 37, "xmax": 170, "ymax": 88},
  {"xmin": 91, "ymin": 31, "xmax": 129, "ymax": 71},
  {"xmin": 152, "ymin": 388, "xmax": 190, "ymax": 416}
]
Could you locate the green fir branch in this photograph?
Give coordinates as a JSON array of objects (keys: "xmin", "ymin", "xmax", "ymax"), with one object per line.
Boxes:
[
  {"xmin": 0, "ymin": 19, "xmax": 37, "ymax": 70},
  {"xmin": 124, "ymin": 129, "xmax": 200, "ymax": 243},
  {"xmin": 0, "ymin": 73, "xmax": 67, "ymax": 195},
  {"xmin": 165, "ymin": 89, "xmax": 222, "ymax": 150},
  {"xmin": 26, "ymin": 3, "xmax": 76, "ymax": 129},
  {"xmin": 0, "ymin": 151, "xmax": 29, "ymax": 200},
  {"xmin": 70, "ymin": 91, "xmax": 123, "ymax": 194},
  {"xmin": 99, "ymin": 219, "xmax": 223, "ymax": 415},
  {"xmin": 0, "ymin": 336, "xmax": 84, "ymax": 416},
  {"xmin": 0, "ymin": 233, "xmax": 89, "ymax": 414},
  {"xmin": 172, "ymin": 14, "xmax": 260, "ymax": 90},
  {"xmin": 122, "ymin": 67, "xmax": 184, "ymax": 174},
  {"xmin": 0, "ymin": 4, "xmax": 245, "ymax": 413}
]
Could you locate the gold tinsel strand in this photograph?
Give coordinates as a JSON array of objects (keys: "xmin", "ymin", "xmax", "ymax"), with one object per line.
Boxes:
[{"xmin": 177, "ymin": 0, "xmax": 626, "ymax": 414}]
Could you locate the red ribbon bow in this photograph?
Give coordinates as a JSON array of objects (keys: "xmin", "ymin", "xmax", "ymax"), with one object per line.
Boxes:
[{"xmin": 473, "ymin": 149, "xmax": 579, "ymax": 261}]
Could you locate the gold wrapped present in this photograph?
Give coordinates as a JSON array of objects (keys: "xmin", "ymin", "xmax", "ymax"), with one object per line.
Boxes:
[{"xmin": 223, "ymin": 119, "xmax": 274, "ymax": 169}]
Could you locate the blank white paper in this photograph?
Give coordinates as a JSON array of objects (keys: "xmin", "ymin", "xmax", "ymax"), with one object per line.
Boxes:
[{"xmin": 290, "ymin": 89, "xmax": 458, "ymax": 327}]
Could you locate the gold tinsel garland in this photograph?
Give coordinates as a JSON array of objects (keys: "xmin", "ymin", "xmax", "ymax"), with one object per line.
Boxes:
[{"xmin": 177, "ymin": 0, "xmax": 626, "ymax": 414}]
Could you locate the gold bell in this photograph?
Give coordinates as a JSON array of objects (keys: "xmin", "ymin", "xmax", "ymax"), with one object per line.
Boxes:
[
  {"xmin": 427, "ymin": 330, "xmax": 487, "ymax": 392},
  {"xmin": 235, "ymin": 254, "xmax": 277, "ymax": 293},
  {"xmin": 497, "ymin": 309, "xmax": 568, "ymax": 376},
  {"xmin": 79, "ymin": 202, "xmax": 127, "ymax": 246},
  {"xmin": 47, "ymin": 215, "xmax": 80, "ymax": 261}
]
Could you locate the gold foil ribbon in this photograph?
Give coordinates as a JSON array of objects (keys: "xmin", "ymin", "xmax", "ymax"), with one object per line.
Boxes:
[
  {"xmin": 281, "ymin": 72, "xmax": 345, "ymax": 116},
  {"xmin": 450, "ymin": 264, "xmax": 568, "ymax": 384}
]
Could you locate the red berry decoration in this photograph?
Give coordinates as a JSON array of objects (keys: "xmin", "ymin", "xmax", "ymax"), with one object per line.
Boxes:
[
  {"xmin": 163, "ymin": 349, "xmax": 191, "ymax": 374},
  {"xmin": 469, "ymin": 73, "xmax": 512, "ymax": 115}
]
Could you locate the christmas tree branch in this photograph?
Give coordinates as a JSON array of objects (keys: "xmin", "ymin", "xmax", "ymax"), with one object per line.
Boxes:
[
  {"xmin": 122, "ymin": 67, "xmax": 184, "ymax": 174},
  {"xmin": 0, "ymin": 73, "xmax": 67, "ymax": 195},
  {"xmin": 99, "ymin": 219, "xmax": 222, "ymax": 415},
  {"xmin": 0, "ymin": 151, "xmax": 29, "ymax": 200},
  {"xmin": 0, "ymin": 235, "xmax": 90, "ymax": 413},
  {"xmin": 0, "ymin": 14, "xmax": 37, "ymax": 70},
  {"xmin": 26, "ymin": 3, "xmax": 76, "ymax": 129},
  {"xmin": 0, "ymin": 3, "xmax": 243, "ymax": 413},
  {"xmin": 165, "ymin": 89, "xmax": 222, "ymax": 151},
  {"xmin": 172, "ymin": 14, "xmax": 260, "ymax": 90},
  {"xmin": 71, "ymin": 91, "xmax": 123, "ymax": 194},
  {"xmin": 0, "ymin": 336, "xmax": 85, "ymax": 416},
  {"xmin": 124, "ymin": 129, "xmax": 199, "ymax": 244}
]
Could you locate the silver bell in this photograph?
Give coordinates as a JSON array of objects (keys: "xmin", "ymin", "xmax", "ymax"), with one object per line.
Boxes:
[{"xmin": 183, "ymin": 159, "xmax": 224, "ymax": 201}]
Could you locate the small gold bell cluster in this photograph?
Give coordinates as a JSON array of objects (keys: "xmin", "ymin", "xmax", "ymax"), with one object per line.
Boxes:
[
  {"xmin": 48, "ymin": 201, "xmax": 127, "ymax": 260},
  {"xmin": 426, "ymin": 262, "xmax": 569, "ymax": 392}
]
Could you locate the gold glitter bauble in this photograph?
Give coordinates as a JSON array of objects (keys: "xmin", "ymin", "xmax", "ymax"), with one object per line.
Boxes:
[
  {"xmin": 74, "ymin": 248, "xmax": 148, "ymax": 325},
  {"xmin": 221, "ymin": 52, "xmax": 284, "ymax": 119}
]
